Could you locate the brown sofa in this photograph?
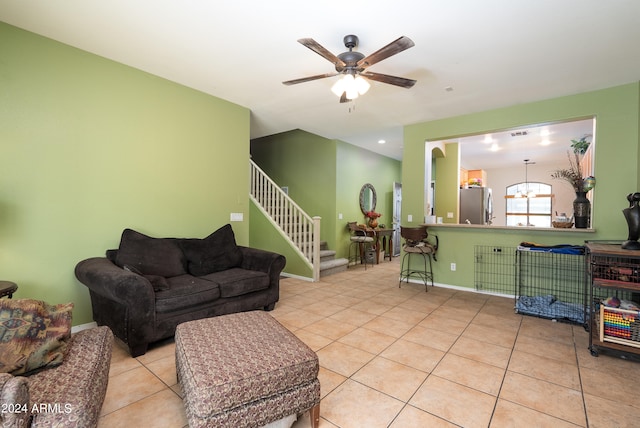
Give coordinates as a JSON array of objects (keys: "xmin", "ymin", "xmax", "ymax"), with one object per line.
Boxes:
[
  {"xmin": 0, "ymin": 326, "xmax": 113, "ymax": 427},
  {"xmin": 75, "ymin": 225, "xmax": 286, "ymax": 357}
]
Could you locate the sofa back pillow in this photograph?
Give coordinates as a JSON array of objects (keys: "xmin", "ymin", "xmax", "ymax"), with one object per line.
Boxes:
[
  {"xmin": 179, "ymin": 224, "xmax": 243, "ymax": 276},
  {"xmin": 0, "ymin": 299, "xmax": 73, "ymax": 375},
  {"xmin": 115, "ymin": 228, "xmax": 187, "ymax": 277}
]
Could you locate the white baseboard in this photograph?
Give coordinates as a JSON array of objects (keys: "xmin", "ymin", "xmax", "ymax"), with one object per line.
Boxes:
[
  {"xmin": 280, "ymin": 272, "xmax": 314, "ymax": 282},
  {"xmin": 71, "ymin": 321, "xmax": 97, "ymax": 333},
  {"xmin": 403, "ymin": 279, "xmax": 515, "ymax": 299}
]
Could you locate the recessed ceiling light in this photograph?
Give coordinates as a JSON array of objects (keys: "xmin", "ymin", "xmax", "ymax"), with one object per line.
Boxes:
[{"xmin": 378, "ymin": 139, "xmax": 386, "ymax": 144}]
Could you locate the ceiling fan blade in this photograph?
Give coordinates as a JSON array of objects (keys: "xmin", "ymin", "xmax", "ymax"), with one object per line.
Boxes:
[
  {"xmin": 357, "ymin": 36, "xmax": 415, "ymax": 69},
  {"xmin": 282, "ymin": 72, "xmax": 339, "ymax": 85},
  {"xmin": 297, "ymin": 38, "xmax": 346, "ymax": 67},
  {"xmin": 360, "ymin": 71, "xmax": 416, "ymax": 88}
]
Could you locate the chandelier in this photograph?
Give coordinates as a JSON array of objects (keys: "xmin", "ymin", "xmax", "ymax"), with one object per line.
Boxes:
[{"xmin": 515, "ymin": 159, "xmax": 536, "ymax": 198}]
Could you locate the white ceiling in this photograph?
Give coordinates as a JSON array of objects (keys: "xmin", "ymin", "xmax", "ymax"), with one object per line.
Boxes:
[{"xmin": 2, "ymin": 1, "xmax": 639, "ymax": 160}]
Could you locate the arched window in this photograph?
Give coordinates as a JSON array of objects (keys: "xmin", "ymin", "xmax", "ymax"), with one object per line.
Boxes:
[{"xmin": 505, "ymin": 182, "xmax": 552, "ymax": 227}]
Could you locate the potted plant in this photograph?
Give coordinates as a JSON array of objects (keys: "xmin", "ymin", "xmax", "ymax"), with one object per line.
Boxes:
[
  {"xmin": 570, "ymin": 134, "xmax": 591, "ymax": 155},
  {"xmin": 365, "ymin": 210, "xmax": 382, "ymax": 228},
  {"xmin": 551, "ymin": 151, "xmax": 586, "ymax": 193},
  {"xmin": 551, "ymin": 146, "xmax": 595, "ymax": 228}
]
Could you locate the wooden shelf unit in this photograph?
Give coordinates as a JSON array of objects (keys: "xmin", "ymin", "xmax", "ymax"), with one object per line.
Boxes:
[{"xmin": 586, "ymin": 242, "xmax": 640, "ymax": 357}]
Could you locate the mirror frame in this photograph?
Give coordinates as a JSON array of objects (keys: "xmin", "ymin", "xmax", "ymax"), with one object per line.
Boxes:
[{"xmin": 359, "ymin": 183, "xmax": 377, "ymax": 215}]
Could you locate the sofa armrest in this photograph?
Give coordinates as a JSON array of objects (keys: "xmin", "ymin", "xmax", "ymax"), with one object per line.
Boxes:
[
  {"xmin": 75, "ymin": 257, "xmax": 156, "ymax": 352},
  {"xmin": 238, "ymin": 246, "xmax": 286, "ymax": 277},
  {"xmin": 0, "ymin": 373, "xmax": 30, "ymax": 427},
  {"xmin": 27, "ymin": 326, "xmax": 113, "ymax": 427},
  {"xmin": 75, "ymin": 257, "xmax": 156, "ymax": 306}
]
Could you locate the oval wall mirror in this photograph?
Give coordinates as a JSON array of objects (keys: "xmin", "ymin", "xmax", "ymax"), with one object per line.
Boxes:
[{"xmin": 359, "ymin": 183, "xmax": 377, "ymax": 215}]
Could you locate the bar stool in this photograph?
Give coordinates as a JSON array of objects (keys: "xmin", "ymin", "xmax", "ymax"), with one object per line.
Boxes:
[
  {"xmin": 347, "ymin": 222, "xmax": 375, "ymax": 269},
  {"xmin": 399, "ymin": 226, "xmax": 438, "ymax": 291},
  {"xmin": 0, "ymin": 281, "xmax": 17, "ymax": 298}
]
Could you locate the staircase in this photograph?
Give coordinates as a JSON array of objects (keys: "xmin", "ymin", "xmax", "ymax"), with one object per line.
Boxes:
[
  {"xmin": 250, "ymin": 160, "xmax": 347, "ymax": 281},
  {"xmin": 319, "ymin": 241, "xmax": 348, "ymax": 277}
]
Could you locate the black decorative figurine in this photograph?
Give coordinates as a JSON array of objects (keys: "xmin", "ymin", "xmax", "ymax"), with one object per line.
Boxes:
[{"xmin": 622, "ymin": 192, "xmax": 640, "ymax": 250}]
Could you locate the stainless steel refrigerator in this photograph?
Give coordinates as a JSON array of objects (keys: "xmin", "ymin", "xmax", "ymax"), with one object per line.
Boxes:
[{"xmin": 460, "ymin": 187, "xmax": 493, "ymax": 225}]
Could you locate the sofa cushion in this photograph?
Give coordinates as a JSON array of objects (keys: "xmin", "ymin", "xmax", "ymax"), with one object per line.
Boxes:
[
  {"xmin": 179, "ymin": 224, "xmax": 243, "ymax": 276},
  {"xmin": 144, "ymin": 274, "xmax": 171, "ymax": 291},
  {"xmin": 123, "ymin": 264, "xmax": 170, "ymax": 292},
  {"xmin": 115, "ymin": 228, "xmax": 186, "ymax": 277},
  {"xmin": 0, "ymin": 299, "xmax": 73, "ymax": 375},
  {"xmin": 155, "ymin": 275, "xmax": 222, "ymax": 313},
  {"xmin": 201, "ymin": 268, "xmax": 270, "ymax": 298}
]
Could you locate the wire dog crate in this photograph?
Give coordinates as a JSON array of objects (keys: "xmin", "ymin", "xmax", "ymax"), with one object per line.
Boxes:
[
  {"xmin": 474, "ymin": 244, "xmax": 588, "ymax": 325},
  {"xmin": 474, "ymin": 245, "xmax": 518, "ymax": 296},
  {"xmin": 515, "ymin": 247, "xmax": 587, "ymax": 325}
]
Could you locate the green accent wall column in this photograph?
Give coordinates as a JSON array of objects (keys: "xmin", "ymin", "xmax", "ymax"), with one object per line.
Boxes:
[
  {"xmin": 434, "ymin": 143, "xmax": 460, "ymax": 223},
  {"xmin": 402, "ymin": 126, "xmax": 427, "ymax": 227}
]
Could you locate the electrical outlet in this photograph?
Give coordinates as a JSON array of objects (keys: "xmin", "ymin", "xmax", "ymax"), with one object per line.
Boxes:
[
  {"xmin": 338, "ymin": 213, "xmax": 343, "ymax": 220},
  {"xmin": 450, "ymin": 263, "xmax": 456, "ymax": 271},
  {"xmin": 447, "ymin": 212, "xmax": 454, "ymax": 219},
  {"xmin": 408, "ymin": 214, "xmax": 413, "ymax": 222}
]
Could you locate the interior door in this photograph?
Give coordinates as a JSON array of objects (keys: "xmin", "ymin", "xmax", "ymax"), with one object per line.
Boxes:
[{"xmin": 392, "ymin": 182, "xmax": 402, "ymax": 256}]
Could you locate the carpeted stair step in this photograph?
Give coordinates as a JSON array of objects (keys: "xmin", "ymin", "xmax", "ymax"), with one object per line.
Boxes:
[
  {"xmin": 320, "ymin": 249, "xmax": 337, "ymax": 263},
  {"xmin": 320, "ymin": 258, "xmax": 349, "ymax": 277}
]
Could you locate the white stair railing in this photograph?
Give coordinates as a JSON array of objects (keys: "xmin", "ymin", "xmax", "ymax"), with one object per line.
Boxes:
[{"xmin": 250, "ymin": 160, "xmax": 321, "ymax": 281}]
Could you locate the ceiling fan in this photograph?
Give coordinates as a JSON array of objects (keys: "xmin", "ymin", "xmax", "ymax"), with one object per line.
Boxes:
[{"xmin": 283, "ymin": 34, "xmax": 416, "ymax": 103}]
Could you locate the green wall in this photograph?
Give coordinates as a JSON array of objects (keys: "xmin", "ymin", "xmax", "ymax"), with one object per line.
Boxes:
[
  {"xmin": 249, "ymin": 202, "xmax": 311, "ymax": 277},
  {"xmin": 0, "ymin": 23, "xmax": 250, "ymax": 325},
  {"xmin": 403, "ymin": 82, "xmax": 640, "ymax": 289},
  {"xmin": 335, "ymin": 141, "xmax": 401, "ymax": 258},
  {"xmin": 250, "ymin": 130, "xmax": 401, "ymax": 273}
]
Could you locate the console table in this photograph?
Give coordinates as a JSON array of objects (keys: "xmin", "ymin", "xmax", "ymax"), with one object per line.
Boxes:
[{"xmin": 366, "ymin": 228, "xmax": 394, "ymax": 263}]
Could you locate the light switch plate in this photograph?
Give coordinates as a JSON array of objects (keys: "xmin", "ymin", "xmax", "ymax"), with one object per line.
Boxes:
[
  {"xmin": 408, "ymin": 214, "xmax": 413, "ymax": 222},
  {"xmin": 230, "ymin": 212, "xmax": 243, "ymax": 221}
]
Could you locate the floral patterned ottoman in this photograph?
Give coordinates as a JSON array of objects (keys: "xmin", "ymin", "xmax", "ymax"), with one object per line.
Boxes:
[{"xmin": 175, "ymin": 311, "xmax": 320, "ymax": 428}]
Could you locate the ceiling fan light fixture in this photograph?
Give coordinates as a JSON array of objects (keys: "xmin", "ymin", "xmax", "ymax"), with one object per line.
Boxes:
[
  {"xmin": 354, "ymin": 75, "xmax": 370, "ymax": 95},
  {"xmin": 344, "ymin": 74, "xmax": 358, "ymax": 99},
  {"xmin": 284, "ymin": 35, "xmax": 416, "ymax": 103},
  {"xmin": 331, "ymin": 78, "xmax": 346, "ymax": 97},
  {"xmin": 331, "ymin": 73, "xmax": 370, "ymax": 100}
]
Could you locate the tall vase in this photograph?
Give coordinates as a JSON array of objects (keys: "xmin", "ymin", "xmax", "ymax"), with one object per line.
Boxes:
[{"xmin": 573, "ymin": 191, "xmax": 591, "ymax": 229}]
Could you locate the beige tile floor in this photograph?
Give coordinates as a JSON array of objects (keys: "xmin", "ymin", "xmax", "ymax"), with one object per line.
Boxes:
[{"xmin": 99, "ymin": 258, "xmax": 640, "ymax": 427}]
